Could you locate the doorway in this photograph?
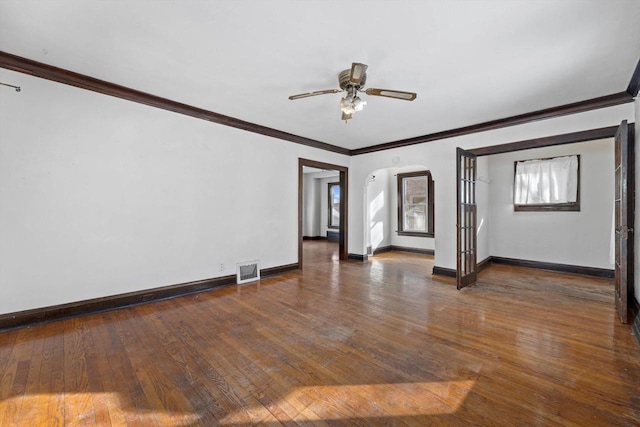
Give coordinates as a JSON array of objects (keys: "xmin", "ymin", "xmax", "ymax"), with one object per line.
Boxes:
[
  {"xmin": 363, "ymin": 165, "xmax": 435, "ymax": 258},
  {"xmin": 456, "ymin": 123, "xmax": 635, "ymax": 322},
  {"xmin": 298, "ymin": 159, "xmax": 348, "ymax": 269}
]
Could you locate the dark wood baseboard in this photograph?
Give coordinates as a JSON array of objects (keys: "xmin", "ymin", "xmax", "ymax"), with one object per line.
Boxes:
[
  {"xmin": 432, "ymin": 259, "xmax": 489, "ymax": 277},
  {"xmin": 326, "ymin": 230, "xmax": 339, "ymax": 242},
  {"xmin": 302, "ymin": 236, "xmax": 326, "ymax": 241},
  {"xmin": 432, "ymin": 266, "xmax": 456, "ymax": 277},
  {"xmin": 260, "ymin": 263, "xmax": 299, "ymax": 278},
  {"xmin": 0, "ymin": 263, "xmax": 299, "ymax": 331},
  {"xmin": 348, "ymin": 253, "xmax": 368, "ymax": 262},
  {"xmin": 354, "ymin": 246, "xmax": 435, "ymax": 260},
  {"xmin": 372, "ymin": 245, "xmax": 434, "ymax": 256},
  {"xmin": 389, "ymin": 246, "xmax": 434, "ymax": 256},
  {"xmin": 372, "ymin": 245, "xmax": 392, "ymax": 255},
  {"xmin": 432, "ymin": 256, "xmax": 614, "ymax": 279},
  {"xmin": 490, "ymin": 256, "xmax": 614, "ymax": 278},
  {"xmin": 477, "ymin": 257, "xmax": 493, "ymax": 273}
]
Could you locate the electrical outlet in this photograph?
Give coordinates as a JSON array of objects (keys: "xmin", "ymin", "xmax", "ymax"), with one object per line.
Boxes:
[{"xmin": 219, "ymin": 263, "xmax": 224, "ymax": 272}]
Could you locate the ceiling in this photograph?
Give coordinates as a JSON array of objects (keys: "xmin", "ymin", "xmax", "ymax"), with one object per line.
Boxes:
[{"xmin": 1, "ymin": 0, "xmax": 639, "ymax": 151}]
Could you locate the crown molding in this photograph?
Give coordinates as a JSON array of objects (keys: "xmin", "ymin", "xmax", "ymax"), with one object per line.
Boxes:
[
  {"xmin": 351, "ymin": 92, "xmax": 633, "ymax": 155},
  {"xmin": 1, "ymin": 50, "xmax": 635, "ymax": 158},
  {"xmin": 0, "ymin": 50, "xmax": 350, "ymax": 156},
  {"xmin": 627, "ymin": 56, "xmax": 640, "ymax": 97}
]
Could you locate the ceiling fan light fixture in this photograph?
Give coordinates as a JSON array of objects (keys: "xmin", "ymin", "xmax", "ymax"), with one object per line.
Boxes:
[
  {"xmin": 340, "ymin": 91, "xmax": 366, "ymax": 122},
  {"xmin": 340, "ymin": 96, "xmax": 354, "ymax": 114},
  {"xmin": 288, "ymin": 62, "xmax": 417, "ymax": 123},
  {"xmin": 352, "ymin": 96, "xmax": 366, "ymax": 112}
]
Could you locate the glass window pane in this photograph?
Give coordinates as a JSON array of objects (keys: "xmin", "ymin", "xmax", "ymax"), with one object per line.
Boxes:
[
  {"xmin": 402, "ymin": 176, "xmax": 428, "ymax": 232},
  {"xmin": 396, "ymin": 171, "xmax": 434, "ymax": 236},
  {"xmin": 329, "ymin": 183, "xmax": 340, "ymax": 228}
]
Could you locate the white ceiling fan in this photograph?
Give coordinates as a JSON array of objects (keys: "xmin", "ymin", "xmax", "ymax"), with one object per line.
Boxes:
[{"xmin": 288, "ymin": 63, "xmax": 417, "ymax": 123}]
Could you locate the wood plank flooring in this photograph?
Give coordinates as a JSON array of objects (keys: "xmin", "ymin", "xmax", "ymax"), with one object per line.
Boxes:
[{"xmin": 1, "ymin": 240, "xmax": 639, "ymax": 425}]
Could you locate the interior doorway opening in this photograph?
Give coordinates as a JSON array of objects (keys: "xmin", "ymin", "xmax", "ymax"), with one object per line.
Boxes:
[
  {"xmin": 298, "ymin": 159, "xmax": 348, "ymax": 269},
  {"xmin": 364, "ymin": 165, "xmax": 435, "ymax": 260},
  {"xmin": 456, "ymin": 123, "xmax": 634, "ymax": 323}
]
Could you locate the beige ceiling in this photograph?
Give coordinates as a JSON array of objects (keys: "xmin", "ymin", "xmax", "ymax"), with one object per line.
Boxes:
[{"xmin": 1, "ymin": 0, "xmax": 639, "ymax": 151}]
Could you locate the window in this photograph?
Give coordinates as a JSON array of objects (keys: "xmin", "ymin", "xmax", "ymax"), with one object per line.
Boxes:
[
  {"xmin": 397, "ymin": 171, "xmax": 434, "ymax": 237},
  {"xmin": 514, "ymin": 155, "xmax": 580, "ymax": 211},
  {"xmin": 328, "ymin": 182, "xmax": 340, "ymax": 228}
]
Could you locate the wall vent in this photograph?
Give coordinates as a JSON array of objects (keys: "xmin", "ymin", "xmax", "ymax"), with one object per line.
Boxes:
[{"xmin": 236, "ymin": 260, "xmax": 260, "ymax": 284}]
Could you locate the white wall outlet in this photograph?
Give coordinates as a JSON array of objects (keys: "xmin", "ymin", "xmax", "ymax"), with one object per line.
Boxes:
[{"xmin": 219, "ymin": 263, "xmax": 225, "ymax": 272}]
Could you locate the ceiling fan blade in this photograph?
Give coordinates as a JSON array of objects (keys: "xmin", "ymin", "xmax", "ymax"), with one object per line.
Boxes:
[
  {"xmin": 288, "ymin": 89, "xmax": 340, "ymax": 100},
  {"xmin": 365, "ymin": 88, "xmax": 417, "ymax": 101},
  {"xmin": 349, "ymin": 63, "xmax": 368, "ymax": 85}
]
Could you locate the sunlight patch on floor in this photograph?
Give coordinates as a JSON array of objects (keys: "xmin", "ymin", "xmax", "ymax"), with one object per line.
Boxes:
[
  {"xmin": 0, "ymin": 392, "xmax": 202, "ymax": 426},
  {"xmin": 222, "ymin": 380, "xmax": 475, "ymax": 423}
]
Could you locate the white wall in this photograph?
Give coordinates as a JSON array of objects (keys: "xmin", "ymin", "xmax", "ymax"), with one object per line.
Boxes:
[
  {"xmin": 366, "ymin": 168, "xmax": 392, "ymax": 251},
  {"xmin": 349, "ymin": 103, "xmax": 635, "ymax": 271},
  {"xmin": 0, "ymin": 69, "xmax": 349, "ymax": 314},
  {"xmin": 302, "ymin": 173, "xmax": 321, "ymax": 237},
  {"xmin": 2, "ymin": 66, "xmax": 636, "ymax": 314},
  {"xmin": 487, "ymin": 139, "xmax": 614, "ymax": 269}
]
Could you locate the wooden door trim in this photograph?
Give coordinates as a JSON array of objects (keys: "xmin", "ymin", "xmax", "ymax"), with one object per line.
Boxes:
[
  {"xmin": 467, "ymin": 125, "xmax": 622, "ymax": 157},
  {"xmin": 298, "ymin": 159, "xmax": 348, "ymax": 269}
]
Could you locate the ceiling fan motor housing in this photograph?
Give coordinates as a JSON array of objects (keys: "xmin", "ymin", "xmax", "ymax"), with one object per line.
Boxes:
[{"xmin": 339, "ymin": 69, "xmax": 366, "ymax": 90}]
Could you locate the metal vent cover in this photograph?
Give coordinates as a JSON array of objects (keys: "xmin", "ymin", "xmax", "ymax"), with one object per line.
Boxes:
[{"xmin": 236, "ymin": 260, "xmax": 260, "ymax": 284}]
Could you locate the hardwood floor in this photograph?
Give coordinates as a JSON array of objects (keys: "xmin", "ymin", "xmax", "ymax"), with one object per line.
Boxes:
[{"xmin": 1, "ymin": 240, "xmax": 639, "ymax": 426}]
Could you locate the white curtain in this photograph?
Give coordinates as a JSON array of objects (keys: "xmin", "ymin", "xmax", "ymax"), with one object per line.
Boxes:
[{"xmin": 514, "ymin": 155, "xmax": 578, "ymax": 204}]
